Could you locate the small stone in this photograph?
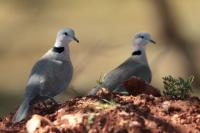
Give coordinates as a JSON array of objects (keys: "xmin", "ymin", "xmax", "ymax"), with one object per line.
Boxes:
[
  {"xmin": 149, "ymin": 95, "xmax": 155, "ymax": 100},
  {"xmin": 26, "ymin": 115, "xmax": 43, "ymax": 133},
  {"xmin": 173, "ymin": 114, "xmax": 179, "ymax": 118},
  {"xmin": 58, "ymin": 108, "xmax": 65, "ymax": 113},
  {"xmin": 180, "ymin": 119, "xmax": 185, "ymax": 124},
  {"xmin": 131, "ymin": 121, "xmax": 141, "ymax": 127},
  {"xmin": 26, "ymin": 114, "xmax": 52, "ymax": 133},
  {"xmin": 60, "ymin": 114, "xmax": 83, "ymax": 127},
  {"xmin": 171, "ymin": 114, "xmax": 179, "ymax": 124},
  {"xmin": 162, "ymin": 101, "xmax": 171, "ymax": 113},
  {"xmin": 195, "ymin": 118, "xmax": 200, "ymax": 123}
]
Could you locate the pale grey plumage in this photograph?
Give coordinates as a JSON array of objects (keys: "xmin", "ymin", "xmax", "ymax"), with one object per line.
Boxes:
[
  {"xmin": 12, "ymin": 28, "xmax": 79, "ymax": 123},
  {"xmin": 103, "ymin": 56, "xmax": 151, "ymax": 91},
  {"xmin": 88, "ymin": 32, "xmax": 155, "ymax": 95}
]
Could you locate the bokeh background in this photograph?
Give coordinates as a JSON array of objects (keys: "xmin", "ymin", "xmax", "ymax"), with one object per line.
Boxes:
[{"xmin": 0, "ymin": 0, "xmax": 200, "ymax": 116}]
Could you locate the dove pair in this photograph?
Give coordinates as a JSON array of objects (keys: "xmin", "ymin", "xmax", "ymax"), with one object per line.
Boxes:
[{"xmin": 12, "ymin": 28, "xmax": 155, "ymax": 123}]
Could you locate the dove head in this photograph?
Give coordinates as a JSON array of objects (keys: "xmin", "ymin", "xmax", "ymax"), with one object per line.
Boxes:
[
  {"xmin": 133, "ymin": 32, "xmax": 155, "ymax": 47},
  {"xmin": 56, "ymin": 28, "xmax": 79, "ymax": 44}
]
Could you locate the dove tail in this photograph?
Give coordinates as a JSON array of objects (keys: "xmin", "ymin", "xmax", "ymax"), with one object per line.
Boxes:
[{"xmin": 12, "ymin": 98, "xmax": 31, "ymax": 123}]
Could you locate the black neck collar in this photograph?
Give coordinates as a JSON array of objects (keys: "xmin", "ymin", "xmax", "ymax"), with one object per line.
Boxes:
[
  {"xmin": 53, "ymin": 47, "xmax": 65, "ymax": 53},
  {"xmin": 132, "ymin": 50, "xmax": 142, "ymax": 56}
]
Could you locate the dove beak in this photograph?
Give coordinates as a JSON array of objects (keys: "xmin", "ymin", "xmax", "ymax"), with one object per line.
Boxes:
[
  {"xmin": 149, "ymin": 39, "xmax": 156, "ymax": 44},
  {"xmin": 73, "ymin": 36, "xmax": 79, "ymax": 43}
]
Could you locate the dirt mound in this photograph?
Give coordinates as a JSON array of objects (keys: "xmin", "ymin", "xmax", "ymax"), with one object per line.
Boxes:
[
  {"xmin": 123, "ymin": 77, "xmax": 161, "ymax": 97},
  {"xmin": 0, "ymin": 88, "xmax": 200, "ymax": 133}
]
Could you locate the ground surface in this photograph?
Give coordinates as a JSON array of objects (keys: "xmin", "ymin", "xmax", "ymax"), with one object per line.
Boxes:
[{"xmin": 0, "ymin": 86, "xmax": 200, "ymax": 133}]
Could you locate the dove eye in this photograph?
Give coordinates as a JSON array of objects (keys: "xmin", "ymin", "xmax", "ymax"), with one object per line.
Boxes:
[{"xmin": 64, "ymin": 32, "xmax": 68, "ymax": 36}]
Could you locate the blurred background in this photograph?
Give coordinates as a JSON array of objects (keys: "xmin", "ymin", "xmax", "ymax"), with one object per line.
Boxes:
[{"xmin": 0, "ymin": 0, "xmax": 200, "ymax": 116}]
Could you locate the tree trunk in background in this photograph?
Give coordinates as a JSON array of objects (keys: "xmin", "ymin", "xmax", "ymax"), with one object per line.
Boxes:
[{"xmin": 152, "ymin": 0, "xmax": 200, "ymax": 87}]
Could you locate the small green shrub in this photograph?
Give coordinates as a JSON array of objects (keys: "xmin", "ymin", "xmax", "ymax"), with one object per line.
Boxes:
[
  {"xmin": 162, "ymin": 75, "xmax": 194, "ymax": 99},
  {"xmin": 96, "ymin": 73, "xmax": 107, "ymax": 85}
]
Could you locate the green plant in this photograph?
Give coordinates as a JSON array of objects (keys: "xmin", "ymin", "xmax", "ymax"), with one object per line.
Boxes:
[
  {"xmin": 162, "ymin": 75, "xmax": 194, "ymax": 99},
  {"xmin": 96, "ymin": 73, "xmax": 107, "ymax": 85},
  {"xmin": 101, "ymin": 99, "xmax": 118, "ymax": 106},
  {"xmin": 92, "ymin": 99, "xmax": 119, "ymax": 110},
  {"xmin": 87, "ymin": 113, "xmax": 96, "ymax": 125}
]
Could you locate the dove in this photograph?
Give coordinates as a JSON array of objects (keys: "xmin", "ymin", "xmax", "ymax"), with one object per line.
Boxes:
[
  {"xmin": 12, "ymin": 28, "xmax": 79, "ymax": 123},
  {"xmin": 88, "ymin": 32, "xmax": 155, "ymax": 95}
]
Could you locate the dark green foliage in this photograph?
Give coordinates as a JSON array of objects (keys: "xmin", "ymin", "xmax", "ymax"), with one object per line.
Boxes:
[{"xmin": 162, "ymin": 75, "xmax": 194, "ymax": 99}]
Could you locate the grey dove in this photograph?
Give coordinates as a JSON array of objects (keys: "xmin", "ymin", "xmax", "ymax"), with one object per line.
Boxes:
[
  {"xmin": 12, "ymin": 28, "xmax": 79, "ymax": 123},
  {"xmin": 88, "ymin": 32, "xmax": 155, "ymax": 95}
]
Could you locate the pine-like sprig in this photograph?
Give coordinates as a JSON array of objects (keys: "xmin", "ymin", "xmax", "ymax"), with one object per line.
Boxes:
[{"xmin": 162, "ymin": 75, "xmax": 194, "ymax": 99}]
